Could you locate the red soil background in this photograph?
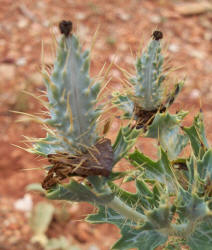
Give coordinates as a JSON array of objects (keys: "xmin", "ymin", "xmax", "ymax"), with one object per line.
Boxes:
[{"xmin": 0, "ymin": 0, "xmax": 212, "ymax": 249}]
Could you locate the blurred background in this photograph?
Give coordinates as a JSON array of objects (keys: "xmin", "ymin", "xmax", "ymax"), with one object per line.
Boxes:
[{"xmin": 0, "ymin": 0, "xmax": 212, "ymax": 249}]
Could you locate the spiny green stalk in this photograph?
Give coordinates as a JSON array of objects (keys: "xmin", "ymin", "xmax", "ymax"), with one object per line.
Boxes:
[
  {"xmin": 33, "ymin": 26, "xmax": 102, "ymax": 156},
  {"xmin": 113, "ymin": 31, "xmax": 175, "ymax": 118},
  {"xmin": 113, "ymin": 30, "xmax": 187, "ymax": 160},
  {"xmin": 132, "ymin": 35, "xmax": 165, "ymax": 110}
]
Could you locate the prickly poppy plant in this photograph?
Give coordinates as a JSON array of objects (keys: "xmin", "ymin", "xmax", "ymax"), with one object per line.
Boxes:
[{"xmin": 22, "ymin": 21, "xmax": 212, "ymax": 249}]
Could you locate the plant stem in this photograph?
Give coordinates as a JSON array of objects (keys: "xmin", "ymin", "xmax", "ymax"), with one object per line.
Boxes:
[{"xmin": 107, "ymin": 196, "xmax": 147, "ymax": 223}]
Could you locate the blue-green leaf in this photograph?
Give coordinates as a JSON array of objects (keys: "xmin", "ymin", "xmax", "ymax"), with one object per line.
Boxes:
[
  {"xmin": 112, "ymin": 125, "xmax": 141, "ymax": 164},
  {"xmin": 197, "ymin": 149, "xmax": 212, "ymax": 181},
  {"xmin": 136, "ymin": 178, "xmax": 159, "ymax": 208},
  {"xmin": 112, "ymin": 93, "xmax": 134, "ymax": 119},
  {"xmin": 112, "ymin": 222, "xmax": 168, "ymax": 250},
  {"xmin": 183, "ymin": 113, "xmax": 208, "ymax": 159},
  {"xmin": 46, "ymin": 180, "xmax": 114, "ymax": 205},
  {"xmin": 177, "ymin": 192, "xmax": 208, "ymax": 222},
  {"xmin": 87, "ymin": 205, "xmax": 168, "ymax": 250},
  {"xmin": 86, "ymin": 206, "xmax": 126, "ymax": 227},
  {"xmin": 187, "ymin": 215, "xmax": 212, "ymax": 250},
  {"xmin": 129, "ymin": 148, "xmax": 176, "ymax": 191},
  {"xmin": 146, "ymin": 111, "xmax": 188, "ymax": 160}
]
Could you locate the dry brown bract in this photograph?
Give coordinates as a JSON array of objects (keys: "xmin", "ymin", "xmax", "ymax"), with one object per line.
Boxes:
[
  {"xmin": 133, "ymin": 104, "xmax": 166, "ymax": 130},
  {"xmin": 133, "ymin": 84, "xmax": 181, "ymax": 130},
  {"xmin": 42, "ymin": 138, "xmax": 114, "ymax": 190}
]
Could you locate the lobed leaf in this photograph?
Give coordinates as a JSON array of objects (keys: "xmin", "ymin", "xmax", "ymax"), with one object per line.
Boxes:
[
  {"xmin": 146, "ymin": 111, "xmax": 188, "ymax": 160},
  {"xmin": 183, "ymin": 113, "xmax": 209, "ymax": 159},
  {"xmin": 46, "ymin": 180, "xmax": 114, "ymax": 205},
  {"xmin": 129, "ymin": 148, "xmax": 177, "ymax": 192},
  {"xmin": 112, "ymin": 125, "xmax": 141, "ymax": 164},
  {"xmin": 187, "ymin": 215, "xmax": 212, "ymax": 250}
]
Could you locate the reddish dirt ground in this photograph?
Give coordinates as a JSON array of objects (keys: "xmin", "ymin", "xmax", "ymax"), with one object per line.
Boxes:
[{"xmin": 0, "ymin": 0, "xmax": 212, "ymax": 249}]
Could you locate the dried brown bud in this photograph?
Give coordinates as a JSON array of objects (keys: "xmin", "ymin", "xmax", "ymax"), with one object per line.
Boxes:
[
  {"xmin": 59, "ymin": 20, "xmax": 72, "ymax": 37},
  {"xmin": 152, "ymin": 30, "xmax": 163, "ymax": 41}
]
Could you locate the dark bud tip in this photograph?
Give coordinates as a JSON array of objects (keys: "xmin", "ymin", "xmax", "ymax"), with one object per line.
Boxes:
[
  {"xmin": 59, "ymin": 20, "xmax": 72, "ymax": 37},
  {"xmin": 152, "ymin": 30, "xmax": 163, "ymax": 41}
]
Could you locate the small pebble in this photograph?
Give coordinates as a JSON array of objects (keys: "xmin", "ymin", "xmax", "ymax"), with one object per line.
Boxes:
[
  {"xmin": 190, "ymin": 89, "xmax": 200, "ymax": 99},
  {"xmin": 88, "ymin": 245, "xmax": 100, "ymax": 250},
  {"xmin": 14, "ymin": 194, "xmax": 33, "ymax": 212},
  {"xmin": 150, "ymin": 15, "xmax": 161, "ymax": 24},
  {"xmin": 16, "ymin": 57, "xmax": 26, "ymax": 66},
  {"xmin": 168, "ymin": 44, "xmax": 179, "ymax": 53},
  {"xmin": 75, "ymin": 12, "xmax": 87, "ymax": 20}
]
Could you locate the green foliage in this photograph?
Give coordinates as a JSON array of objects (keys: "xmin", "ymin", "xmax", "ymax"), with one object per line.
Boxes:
[
  {"xmin": 87, "ymin": 204, "xmax": 169, "ymax": 250},
  {"xmin": 129, "ymin": 147, "xmax": 177, "ymax": 192},
  {"xmin": 183, "ymin": 113, "xmax": 209, "ymax": 159},
  {"xmin": 23, "ymin": 24, "xmax": 212, "ymax": 250},
  {"xmin": 46, "ymin": 179, "xmax": 114, "ymax": 205},
  {"xmin": 145, "ymin": 111, "xmax": 188, "ymax": 160},
  {"xmin": 112, "ymin": 125, "xmax": 141, "ymax": 163}
]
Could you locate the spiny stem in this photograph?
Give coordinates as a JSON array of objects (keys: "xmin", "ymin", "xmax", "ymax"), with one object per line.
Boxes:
[
  {"xmin": 103, "ymin": 185, "xmax": 147, "ymax": 223},
  {"xmin": 107, "ymin": 196, "xmax": 147, "ymax": 223}
]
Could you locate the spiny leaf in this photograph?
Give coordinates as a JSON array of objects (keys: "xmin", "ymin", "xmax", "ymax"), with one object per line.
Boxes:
[
  {"xmin": 86, "ymin": 206, "xmax": 127, "ymax": 227},
  {"xmin": 177, "ymin": 192, "xmax": 208, "ymax": 223},
  {"xmin": 112, "ymin": 222, "xmax": 168, "ymax": 250},
  {"xmin": 183, "ymin": 113, "xmax": 209, "ymax": 159},
  {"xmin": 32, "ymin": 133, "xmax": 65, "ymax": 156},
  {"xmin": 46, "ymin": 180, "xmax": 114, "ymax": 205},
  {"xmin": 129, "ymin": 148, "xmax": 177, "ymax": 191},
  {"xmin": 146, "ymin": 111, "xmax": 188, "ymax": 160},
  {"xmin": 87, "ymin": 205, "xmax": 169, "ymax": 250},
  {"xmin": 112, "ymin": 125, "xmax": 141, "ymax": 164},
  {"xmin": 112, "ymin": 93, "xmax": 134, "ymax": 119},
  {"xmin": 136, "ymin": 178, "xmax": 159, "ymax": 208},
  {"xmin": 187, "ymin": 215, "xmax": 212, "ymax": 250},
  {"xmin": 197, "ymin": 149, "xmax": 212, "ymax": 181}
]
